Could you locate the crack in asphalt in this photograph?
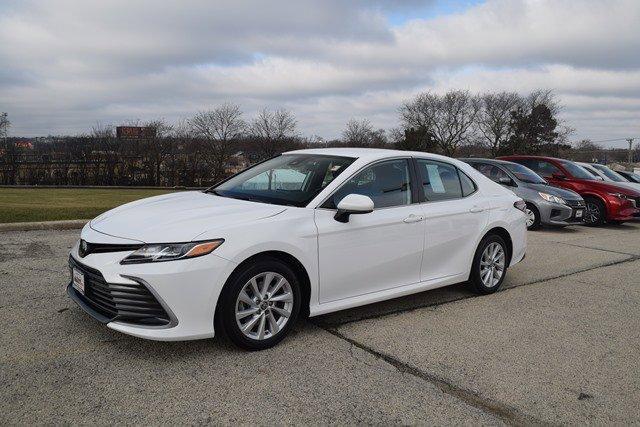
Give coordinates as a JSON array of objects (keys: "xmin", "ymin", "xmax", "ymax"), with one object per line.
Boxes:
[
  {"xmin": 322, "ymin": 327, "xmax": 549, "ymax": 426},
  {"xmin": 311, "ymin": 244, "xmax": 640, "ymax": 425},
  {"xmin": 550, "ymin": 241, "xmax": 639, "ymax": 257}
]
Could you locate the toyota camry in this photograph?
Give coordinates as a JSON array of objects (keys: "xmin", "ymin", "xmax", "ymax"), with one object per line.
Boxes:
[{"xmin": 68, "ymin": 148, "xmax": 527, "ymax": 350}]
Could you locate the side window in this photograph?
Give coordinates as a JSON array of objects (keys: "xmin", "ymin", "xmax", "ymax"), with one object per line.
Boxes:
[
  {"xmin": 514, "ymin": 158, "xmax": 538, "ymax": 173},
  {"xmin": 323, "ymin": 159, "xmax": 412, "ymax": 209},
  {"xmin": 416, "ymin": 159, "xmax": 463, "ymax": 201},
  {"xmin": 472, "ymin": 162, "xmax": 509, "ymax": 183},
  {"xmin": 459, "ymin": 170, "xmax": 477, "ymax": 197}
]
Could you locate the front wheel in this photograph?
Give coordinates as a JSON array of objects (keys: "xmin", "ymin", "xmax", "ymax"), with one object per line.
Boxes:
[
  {"xmin": 584, "ymin": 197, "xmax": 606, "ymax": 226},
  {"xmin": 469, "ymin": 234, "xmax": 509, "ymax": 294},
  {"xmin": 524, "ymin": 203, "xmax": 541, "ymax": 230},
  {"xmin": 217, "ymin": 258, "xmax": 301, "ymax": 350}
]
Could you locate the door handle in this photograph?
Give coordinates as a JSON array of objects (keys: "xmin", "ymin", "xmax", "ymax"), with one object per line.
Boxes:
[
  {"xmin": 469, "ymin": 207, "xmax": 484, "ymax": 213},
  {"xmin": 403, "ymin": 214, "xmax": 425, "ymax": 223}
]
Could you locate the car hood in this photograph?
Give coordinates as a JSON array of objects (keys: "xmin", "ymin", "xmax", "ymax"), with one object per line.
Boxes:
[
  {"xmin": 90, "ymin": 191, "xmax": 286, "ymax": 243},
  {"xmin": 603, "ymin": 181, "xmax": 640, "ymax": 192},
  {"xmin": 572, "ymin": 179, "xmax": 640, "ymax": 196},
  {"xmin": 526, "ymin": 183, "xmax": 582, "ymax": 200}
]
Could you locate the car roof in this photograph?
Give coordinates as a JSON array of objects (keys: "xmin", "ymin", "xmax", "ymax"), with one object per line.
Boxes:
[
  {"xmin": 284, "ymin": 147, "xmax": 458, "ymax": 163},
  {"xmin": 500, "ymin": 154, "xmax": 561, "ymax": 162},
  {"xmin": 460, "ymin": 158, "xmax": 520, "ymax": 167}
]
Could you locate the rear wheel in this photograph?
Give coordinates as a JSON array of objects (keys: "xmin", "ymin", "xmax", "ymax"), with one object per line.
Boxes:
[
  {"xmin": 469, "ymin": 234, "xmax": 509, "ymax": 294},
  {"xmin": 524, "ymin": 203, "xmax": 541, "ymax": 230},
  {"xmin": 217, "ymin": 257, "xmax": 301, "ymax": 350},
  {"xmin": 584, "ymin": 197, "xmax": 606, "ymax": 226}
]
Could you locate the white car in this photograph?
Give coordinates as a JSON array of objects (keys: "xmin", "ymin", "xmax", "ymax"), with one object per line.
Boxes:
[{"xmin": 68, "ymin": 148, "xmax": 527, "ymax": 350}]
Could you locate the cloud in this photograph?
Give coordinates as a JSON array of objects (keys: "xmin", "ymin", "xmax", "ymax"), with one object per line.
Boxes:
[{"xmin": 0, "ymin": 0, "xmax": 639, "ymax": 145}]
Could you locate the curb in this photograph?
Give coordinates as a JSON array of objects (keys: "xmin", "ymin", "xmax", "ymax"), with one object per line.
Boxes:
[{"xmin": 0, "ymin": 219, "xmax": 89, "ymax": 232}]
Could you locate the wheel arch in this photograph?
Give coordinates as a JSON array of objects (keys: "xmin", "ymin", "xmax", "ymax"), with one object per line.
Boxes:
[
  {"xmin": 481, "ymin": 226, "xmax": 513, "ymax": 267},
  {"xmin": 214, "ymin": 250, "xmax": 312, "ymax": 327},
  {"xmin": 581, "ymin": 193, "xmax": 609, "ymax": 222}
]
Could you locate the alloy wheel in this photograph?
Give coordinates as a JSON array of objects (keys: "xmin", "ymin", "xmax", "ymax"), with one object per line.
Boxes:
[
  {"xmin": 525, "ymin": 208, "xmax": 536, "ymax": 228},
  {"xmin": 235, "ymin": 272, "xmax": 293, "ymax": 340},
  {"xmin": 479, "ymin": 242, "xmax": 505, "ymax": 288},
  {"xmin": 585, "ymin": 202, "xmax": 601, "ymax": 224}
]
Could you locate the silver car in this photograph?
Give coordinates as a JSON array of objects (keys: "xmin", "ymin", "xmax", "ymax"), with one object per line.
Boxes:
[{"xmin": 462, "ymin": 158, "xmax": 586, "ymax": 230}]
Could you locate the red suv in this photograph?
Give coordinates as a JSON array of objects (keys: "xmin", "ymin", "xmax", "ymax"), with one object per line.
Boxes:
[{"xmin": 499, "ymin": 155, "xmax": 640, "ymax": 226}]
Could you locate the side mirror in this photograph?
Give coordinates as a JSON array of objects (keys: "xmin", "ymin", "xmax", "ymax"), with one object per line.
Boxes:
[
  {"xmin": 498, "ymin": 176, "xmax": 514, "ymax": 186},
  {"xmin": 334, "ymin": 194, "xmax": 374, "ymax": 223},
  {"xmin": 551, "ymin": 172, "xmax": 566, "ymax": 180}
]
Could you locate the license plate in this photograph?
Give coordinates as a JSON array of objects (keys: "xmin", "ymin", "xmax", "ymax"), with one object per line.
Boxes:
[
  {"xmin": 72, "ymin": 268, "xmax": 85, "ymax": 294},
  {"xmin": 575, "ymin": 210, "xmax": 583, "ymax": 218}
]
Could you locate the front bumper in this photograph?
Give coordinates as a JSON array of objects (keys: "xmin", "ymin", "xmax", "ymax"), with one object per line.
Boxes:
[
  {"xmin": 537, "ymin": 200, "xmax": 585, "ymax": 226},
  {"xmin": 608, "ymin": 198, "xmax": 639, "ymax": 221},
  {"xmin": 67, "ymin": 238, "xmax": 237, "ymax": 341}
]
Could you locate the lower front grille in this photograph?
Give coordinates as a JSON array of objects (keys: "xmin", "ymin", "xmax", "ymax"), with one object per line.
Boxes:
[
  {"xmin": 69, "ymin": 256, "xmax": 172, "ymax": 326},
  {"xmin": 566, "ymin": 199, "xmax": 585, "ymax": 208}
]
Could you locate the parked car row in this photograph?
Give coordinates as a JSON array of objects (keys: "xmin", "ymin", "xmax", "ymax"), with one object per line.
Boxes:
[{"xmin": 460, "ymin": 155, "xmax": 640, "ymax": 229}]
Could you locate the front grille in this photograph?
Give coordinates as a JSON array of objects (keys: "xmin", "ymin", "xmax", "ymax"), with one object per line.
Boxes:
[
  {"xmin": 566, "ymin": 199, "xmax": 585, "ymax": 208},
  {"xmin": 69, "ymin": 256, "xmax": 171, "ymax": 326},
  {"xmin": 79, "ymin": 240, "xmax": 143, "ymax": 258}
]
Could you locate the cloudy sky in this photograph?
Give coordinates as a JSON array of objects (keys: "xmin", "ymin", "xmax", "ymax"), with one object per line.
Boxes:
[{"xmin": 1, "ymin": 0, "xmax": 639, "ymax": 146}]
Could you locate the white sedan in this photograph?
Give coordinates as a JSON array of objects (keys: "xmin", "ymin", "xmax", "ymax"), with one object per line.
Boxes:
[{"xmin": 68, "ymin": 148, "xmax": 527, "ymax": 350}]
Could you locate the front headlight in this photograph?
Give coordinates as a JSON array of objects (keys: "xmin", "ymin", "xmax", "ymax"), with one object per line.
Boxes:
[
  {"xmin": 538, "ymin": 192, "xmax": 566, "ymax": 205},
  {"xmin": 608, "ymin": 192, "xmax": 629, "ymax": 200},
  {"xmin": 120, "ymin": 239, "xmax": 224, "ymax": 264}
]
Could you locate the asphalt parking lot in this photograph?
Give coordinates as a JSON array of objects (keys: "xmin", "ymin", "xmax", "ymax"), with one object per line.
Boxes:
[{"xmin": 2, "ymin": 223, "xmax": 639, "ymax": 424}]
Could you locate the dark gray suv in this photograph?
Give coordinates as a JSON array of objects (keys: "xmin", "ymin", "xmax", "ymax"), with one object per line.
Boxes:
[{"xmin": 461, "ymin": 158, "xmax": 586, "ymax": 230}]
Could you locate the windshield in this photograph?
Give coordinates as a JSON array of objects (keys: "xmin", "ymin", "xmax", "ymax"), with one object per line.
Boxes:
[
  {"xmin": 501, "ymin": 162, "xmax": 546, "ymax": 184},
  {"xmin": 209, "ymin": 154, "xmax": 355, "ymax": 207},
  {"xmin": 591, "ymin": 164, "xmax": 626, "ymax": 182},
  {"xmin": 558, "ymin": 160, "xmax": 595, "ymax": 180}
]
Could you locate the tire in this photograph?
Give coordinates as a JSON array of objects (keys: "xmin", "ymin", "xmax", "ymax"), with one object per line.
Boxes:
[
  {"xmin": 584, "ymin": 197, "xmax": 606, "ymax": 227},
  {"xmin": 216, "ymin": 257, "xmax": 301, "ymax": 351},
  {"xmin": 524, "ymin": 203, "xmax": 541, "ymax": 230},
  {"xmin": 469, "ymin": 234, "xmax": 509, "ymax": 294}
]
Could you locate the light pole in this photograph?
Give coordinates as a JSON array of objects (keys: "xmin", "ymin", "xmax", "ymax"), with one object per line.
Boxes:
[
  {"xmin": 627, "ymin": 138, "xmax": 635, "ymax": 167},
  {"xmin": 0, "ymin": 112, "xmax": 8, "ymax": 148}
]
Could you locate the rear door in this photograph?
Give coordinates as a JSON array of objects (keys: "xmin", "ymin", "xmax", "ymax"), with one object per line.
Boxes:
[{"xmin": 415, "ymin": 159, "xmax": 490, "ymax": 282}]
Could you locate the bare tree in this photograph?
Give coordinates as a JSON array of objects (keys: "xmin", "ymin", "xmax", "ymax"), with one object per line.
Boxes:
[
  {"xmin": 400, "ymin": 90, "xmax": 481, "ymax": 156},
  {"xmin": 190, "ymin": 103, "xmax": 246, "ymax": 182},
  {"xmin": 250, "ymin": 108, "xmax": 297, "ymax": 158},
  {"xmin": 142, "ymin": 119, "xmax": 173, "ymax": 186},
  {"xmin": 526, "ymin": 89, "xmax": 561, "ymax": 116},
  {"xmin": 342, "ymin": 118, "xmax": 374, "ymax": 146},
  {"xmin": 476, "ymin": 92, "xmax": 521, "ymax": 156}
]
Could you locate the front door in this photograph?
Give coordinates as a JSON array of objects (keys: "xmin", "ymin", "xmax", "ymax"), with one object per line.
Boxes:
[{"xmin": 314, "ymin": 158, "xmax": 425, "ymax": 303}]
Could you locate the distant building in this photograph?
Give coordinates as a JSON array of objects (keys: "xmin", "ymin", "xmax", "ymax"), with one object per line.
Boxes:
[
  {"xmin": 116, "ymin": 126, "xmax": 156, "ymax": 139},
  {"xmin": 15, "ymin": 140, "xmax": 33, "ymax": 149}
]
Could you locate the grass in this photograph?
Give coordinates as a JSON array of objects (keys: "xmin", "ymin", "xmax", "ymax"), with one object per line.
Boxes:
[{"xmin": 0, "ymin": 188, "xmax": 176, "ymax": 223}]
